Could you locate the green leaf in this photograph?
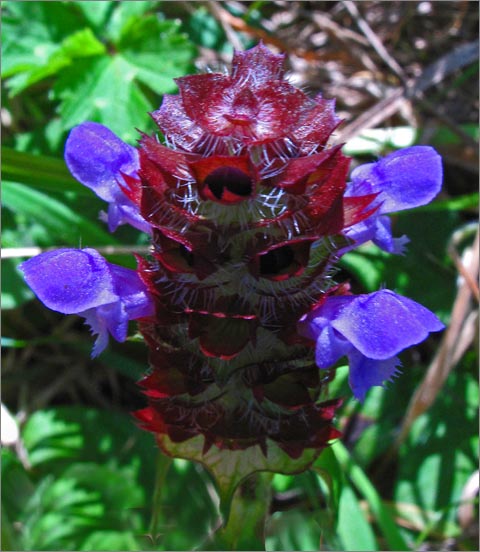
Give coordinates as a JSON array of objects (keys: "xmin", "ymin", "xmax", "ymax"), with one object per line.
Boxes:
[
  {"xmin": 105, "ymin": 0, "xmax": 158, "ymax": 43},
  {"xmin": 429, "ymin": 123, "xmax": 479, "ymax": 146},
  {"xmin": 341, "ymin": 210, "xmax": 458, "ymax": 317},
  {"xmin": 337, "ymin": 485, "xmax": 378, "ymax": 550},
  {"xmin": 18, "ymin": 465, "xmax": 144, "ymax": 551},
  {"xmin": 20, "ymin": 407, "xmax": 219, "ymax": 551},
  {"xmin": 2, "ymin": 147, "xmax": 91, "ymax": 195},
  {"xmin": 75, "ymin": 1, "xmax": 116, "ymax": 31},
  {"xmin": 339, "ymin": 246, "xmax": 387, "ymax": 292},
  {"xmin": 2, "ymin": 181, "xmax": 120, "ymax": 247},
  {"xmin": 413, "ymin": 192, "xmax": 479, "ymax": 213},
  {"xmin": 395, "ymin": 371, "xmax": 478, "ymax": 531},
  {"xmin": 1, "ymin": 337, "xmax": 29, "ymax": 348},
  {"xmin": 1, "ymin": 503, "xmax": 19, "ymax": 552},
  {"xmin": 344, "ymin": 126, "xmax": 417, "ymax": 156},
  {"xmin": 118, "ymin": 16, "xmax": 197, "ymax": 96},
  {"xmin": 1, "ymin": 448, "xmax": 36, "ymax": 520},
  {"xmin": 81, "ymin": 530, "xmax": 141, "ymax": 551},
  {"xmin": 54, "ymin": 55, "xmax": 153, "ymax": 143},
  {"xmin": 314, "ymin": 446, "xmax": 344, "ymax": 516},
  {"xmin": 332, "ymin": 441, "xmax": 410, "ymax": 550},
  {"xmin": 185, "ymin": 6, "xmax": 227, "ymax": 50},
  {"xmin": 15, "ymin": 28, "xmax": 106, "ymax": 94},
  {"xmin": 21, "ymin": 407, "xmax": 154, "ymax": 480},
  {"xmin": 144, "ymin": 457, "xmax": 218, "ymax": 551},
  {"xmin": 266, "ymin": 508, "xmax": 331, "ymax": 552},
  {"xmin": 14, "ymin": 117, "xmax": 68, "ymax": 157},
  {"xmin": 2, "ymin": 2, "xmax": 86, "ymax": 79}
]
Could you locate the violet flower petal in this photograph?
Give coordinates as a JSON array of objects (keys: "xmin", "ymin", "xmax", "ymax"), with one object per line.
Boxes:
[
  {"xmin": 314, "ymin": 325, "xmax": 351, "ymax": 369},
  {"xmin": 108, "ymin": 264, "xmax": 156, "ymax": 320},
  {"xmin": 19, "ymin": 248, "xmax": 117, "ymax": 313},
  {"xmin": 20, "ymin": 248, "xmax": 154, "ymax": 356},
  {"xmin": 344, "ymin": 215, "xmax": 410, "ymax": 255},
  {"xmin": 331, "ymin": 290, "xmax": 445, "ymax": 360},
  {"xmin": 343, "ymin": 146, "xmax": 442, "ymax": 253},
  {"xmin": 348, "ymin": 146, "xmax": 443, "ymax": 214},
  {"xmin": 64, "ymin": 122, "xmax": 150, "ymax": 233},
  {"xmin": 299, "ymin": 289, "xmax": 444, "ymax": 400},
  {"xmin": 348, "ymin": 351, "xmax": 402, "ymax": 402}
]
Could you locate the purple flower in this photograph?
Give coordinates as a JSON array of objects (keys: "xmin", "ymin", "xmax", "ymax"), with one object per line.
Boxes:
[
  {"xmin": 299, "ymin": 289, "xmax": 444, "ymax": 401},
  {"xmin": 65, "ymin": 122, "xmax": 151, "ymax": 234},
  {"xmin": 19, "ymin": 248, "xmax": 154, "ymax": 357},
  {"xmin": 344, "ymin": 146, "xmax": 443, "ymax": 253}
]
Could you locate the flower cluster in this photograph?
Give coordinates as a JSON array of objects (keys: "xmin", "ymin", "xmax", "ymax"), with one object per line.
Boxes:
[{"xmin": 20, "ymin": 43, "xmax": 443, "ymax": 461}]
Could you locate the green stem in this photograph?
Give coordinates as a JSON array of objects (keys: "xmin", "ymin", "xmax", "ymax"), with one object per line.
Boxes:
[
  {"xmin": 147, "ymin": 452, "xmax": 172, "ymax": 547},
  {"xmin": 207, "ymin": 472, "xmax": 273, "ymax": 551}
]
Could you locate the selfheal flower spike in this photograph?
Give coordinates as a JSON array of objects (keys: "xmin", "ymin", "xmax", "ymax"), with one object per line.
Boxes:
[{"xmin": 22, "ymin": 43, "xmax": 444, "ymax": 472}]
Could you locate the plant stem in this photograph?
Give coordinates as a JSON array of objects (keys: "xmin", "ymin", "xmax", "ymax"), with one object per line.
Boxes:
[
  {"xmin": 147, "ymin": 452, "xmax": 172, "ymax": 547},
  {"xmin": 206, "ymin": 472, "xmax": 273, "ymax": 551}
]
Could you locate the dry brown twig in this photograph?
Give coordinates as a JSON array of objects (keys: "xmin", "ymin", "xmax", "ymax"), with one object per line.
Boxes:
[
  {"xmin": 336, "ymin": 39, "xmax": 479, "ymax": 143},
  {"xmin": 342, "ymin": 0, "xmax": 407, "ymax": 83}
]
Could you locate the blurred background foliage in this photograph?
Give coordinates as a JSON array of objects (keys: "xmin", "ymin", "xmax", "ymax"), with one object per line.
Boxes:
[{"xmin": 1, "ymin": 1, "xmax": 478, "ymax": 550}]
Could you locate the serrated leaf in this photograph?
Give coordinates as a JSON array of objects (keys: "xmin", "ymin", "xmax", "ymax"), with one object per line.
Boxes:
[
  {"xmin": 2, "ymin": 181, "xmax": 119, "ymax": 247},
  {"xmin": 54, "ymin": 55, "xmax": 153, "ymax": 143},
  {"xmin": 2, "ymin": 2, "xmax": 85, "ymax": 78},
  {"xmin": 21, "ymin": 407, "xmax": 154, "ymax": 476},
  {"xmin": 105, "ymin": 0, "xmax": 158, "ymax": 43},
  {"xmin": 118, "ymin": 16, "xmax": 197, "ymax": 96},
  {"xmin": 75, "ymin": 1, "xmax": 116, "ymax": 31},
  {"xmin": 20, "ymin": 466, "xmax": 144, "ymax": 551},
  {"xmin": 14, "ymin": 28, "xmax": 106, "ymax": 95},
  {"xmin": 65, "ymin": 463, "xmax": 144, "ymax": 517}
]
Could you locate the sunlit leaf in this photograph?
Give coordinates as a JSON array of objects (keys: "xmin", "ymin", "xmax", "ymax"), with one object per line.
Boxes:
[
  {"xmin": 2, "ymin": 181, "xmax": 120, "ymax": 247},
  {"xmin": 2, "ymin": 2, "xmax": 85, "ymax": 79},
  {"xmin": 337, "ymin": 485, "xmax": 378, "ymax": 550},
  {"xmin": 118, "ymin": 17, "xmax": 196, "ymax": 96},
  {"xmin": 54, "ymin": 56, "xmax": 153, "ymax": 144},
  {"xmin": 13, "ymin": 28, "xmax": 106, "ymax": 94}
]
